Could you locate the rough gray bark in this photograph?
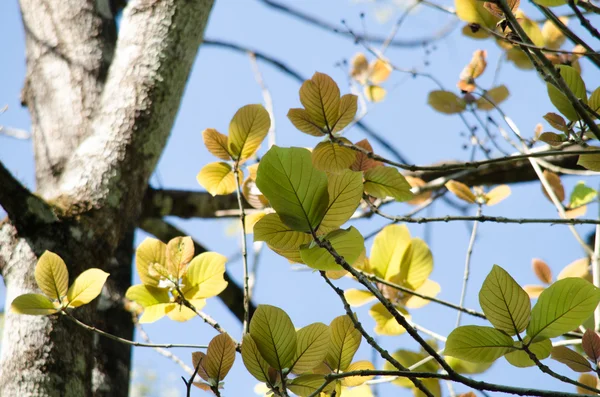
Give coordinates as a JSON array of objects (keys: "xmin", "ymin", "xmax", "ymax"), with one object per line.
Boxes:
[{"xmin": 0, "ymin": 1, "xmax": 215, "ymax": 396}]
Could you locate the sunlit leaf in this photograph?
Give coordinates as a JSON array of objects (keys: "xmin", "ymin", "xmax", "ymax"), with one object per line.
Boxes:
[
  {"xmin": 384, "ymin": 349, "xmax": 438, "ymax": 387},
  {"xmin": 459, "ymin": 50, "xmax": 487, "ymax": 84},
  {"xmin": 345, "ymin": 289, "xmax": 376, "ymax": 307},
  {"xmin": 166, "ymin": 302, "xmax": 202, "ymax": 322},
  {"xmin": 542, "ymin": 17, "xmax": 568, "ymax": 50},
  {"xmin": 446, "ymin": 356, "xmax": 493, "ymax": 374},
  {"xmin": 589, "ymin": 87, "xmax": 600, "ymax": 116},
  {"xmin": 203, "ymin": 333, "xmax": 236, "ymax": 381},
  {"xmin": 445, "ymin": 180, "xmax": 476, "ymax": 204},
  {"xmin": 34, "ymin": 251, "xmax": 69, "ymax": 301},
  {"xmin": 557, "ymin": 257, "xmax": 590, "ymax": 280},
  {"xmin": 517, "ymin": 12, "xmax": 544, "ymax": 47},
  {"xmin": 405, "ymin": 176, "xmax": 432, "ymax": 206},
  {"xmin": 369, "ymin": 302, "xmax": 408, "ymax": 336},
  {"xmin": 476, "ymin": 86, "xmax": 509, "ymax": 110},
  {"xmin": 249, "ymin": 305, "xmax": 297, "ymax": 371},
  {"xmin": 551, "ymin": 345, "xmax": 593, "ymax": 372},
  {"xmin": 202, "ymin": 128, "xmax": 231, "ymax": 160},
  {"xmin": 505, "ymin": 338, "xmax": 551, "ymax": 368},
  {"xmin": 292, "ymin": 322, "xmax": 331, "ymax": 374},
  {"xmin": 299, "ymin": 72, "xmax": 340, "ymax": 133},
  {"xmin": 350, "ymin": 53, "xmax": 369, "ymax": 83},
  {"xmin": 256, "ymin": 146, "xmax": 329, "ymax": 232},
  {"xmin": 183, "ymin": 252, "xmax": 228, "ymax": 299},
  {"xmin": 527, "ymin": 278, "xmax": 600, "ymax": 342},
  {"xmin": 484, "ymin": 185, "xmax": 511, "ymax": 206},
  {"xmin": 287, "ymin": 374, "xmax": 334, "ymax": 396},
  {"xmin": 350, "ymin": 139, "xmax": 382, "ymax": 172},
  {"xmin": 135, "ymin": 238, "xmax": 167, "ymax": 287},
  {"xmin": 320, "ymin": 170, "xmax": 364, "ymax": 231},
  {"xmin": 126, "ymin": 284, "xmax": 170, "ymax": 307},
  {"xmin": 192, "ymin": 351, "xmax": 210, "ymax": 381},
  {"xmin": 66, "ymin": 269, "xmax": 109, "ymax": 308},
  {"xmin": 342, "ymin": 384, "xmax": 374, "ymax": 397},
  {"xmin": 364, "ymin": 85, "xmax": 387, "ymax": 103},
  {"xmin": 228, "ymin": 104, "xmax": 271, "ymax": 161},
  {"xmin": 541, "ymin": 170, "xmax": 565, "ymax": 203},
  {"xmin": 395, "ymin": 238, "xmax": 433, "ymax": 290},
  {"xmin": 288, "ymin": 108, "xmax": 326, "ymax": 137},
  {"xmin": 577, "ymin": 373, "xmax": 599, "ymax": 394},
  {"xmin": 197, "ymin": 162, "xmax": 238, "ymax": 196},
  {"xmin": 138, "ymin": 303, "xmax": 172, "ymax": 323},
  {"xmin": 532, "ymin": 259, "xmax": 552, "ymax": 284},
  {"xmin": 445, "ymin": 326, "xmax": 515, "ymax": 363},
  {"xmin": 547, "ymin": 65, "xmax": 587, "ymax": 121},
  {"xmin": 371, "ymin": 224, "xmax": 411, "ymax": 280},
  {"xmin": 455, "ymin": 0, "xmax": 498, "ymax": 26},
  {"xmin": 404, "ymin": 279, "xmax": 441, "ymax": 309},
  {"xmin": 533, "ymin": 0, "xmax": 567, "ymax": 7},
  {"xmin": 428, "ymin": 91, "xmax": 466, "ymax": 114},
  {"xmin": 341, "ymin": 360, "xmax": 375, "ymax": 387},
  {"xmin": 583, "ymin": 329, "xmax": 600, "ymax": 365},
  {"xmin": 484, "ymin": 0, "xmax": 519, "ymax": 17},
  {"xmin": 326, "ymin": 314, "xmax": 362, "ymax": 371},
  {"xmin": 578, "ymin": 148, "xmax": 600, "ymax": 171},
  {"xmin": 523, "ymin": 285, "xmax": 546, "ymax": 299},
  {"xmin": 254, "ymin": 213, "xmax": 312, "ymax": 250},
  {"xmin": 364, "ymin": 166, "xmax": 413, "ymax": 202},
  {"xmin": 242, "ymin": 334, "xmax": 271, "ymax": 383},
  {"xmin": 369, "ymin": 59, "xmax": 392, "ymax": 84},
  {"xmin": 570, "ymin": 182, "xmax": 597, "ymax": 208},
  {"xmin": 166, "ymin": 236, "xmax": 194, "ymax": 281},
  {"xmin": 312, "ymin": 140, "xmax": 356, "ymax": 173},
  {"xmin": 10, "ymin": 293, "xmax": 57, "ymax": 315},
  {"xmin": 300, "ymin": 227, "xmax": 365, "ymax": 271},
  {"xmin": 333, "ymin": 94, "xmax": 358, "ymax": 133}
]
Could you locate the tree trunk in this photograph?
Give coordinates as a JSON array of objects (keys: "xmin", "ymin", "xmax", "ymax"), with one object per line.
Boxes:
[{"xmin": 0, "ymin": 1, "xmax": 215, "ymax": 395}]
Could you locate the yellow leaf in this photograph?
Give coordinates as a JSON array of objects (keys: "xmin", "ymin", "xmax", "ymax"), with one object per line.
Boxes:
[
  {"xmin": 557, "ymin": 257, "xmax": 590, "ymax": 280},
  {"xmin": 288, "ymin": 108, "xmax": 326, "ymax": 137},
  {"xmin": 476, "ymin": 85, "xmax": 509, "ymax": 110},
  {"xmin": 242, "ymin": 178, "xmax": 269, "ymax": 209},
  {"xmin": 350, "ymin": 139, "xmax": 382, "ymax": 172},
  {"xmin": 484, "ymin": 185, "xmax": 511, "ymax": 206},
  {"xmin": 166, "ymin": 302, "xmax": 202, "ymax": 322},
  {"xmin": 344, "ymin": 289, "xmax": 376, "ymax": 307},
  {"xmin": 135, "ymin": 237, "xmax": 167, "ymax": 287},
  {"xmin": 461, "ymin": 24, "xmax": 491, "ymax": 39},
  {"xmin": 565, "ymin": 205, "xmax": 587, "ymax": 219},
  {"xmin": 455, "ymin": 0, "xmax": 498, "ymax": 26},
  {"xmin": 287, "ymin": 374, "xmax": 334, "ymax": 396},
  {"xmin": 183, "ymin": 252, "xmax": 228, "ymax": 299},
  {"xmin": 126, "ymin": 284, "xmax": 170, "ymax": 307},
  {"xmin": 204, "ymin": 333, "xmax": 236, "ymax": 381},
  {"xmin": 326, "ymin": 314, "xmax": 362, "ymax": 371},
  {"xmin": 166, "ymin": 236, "xmax": 194, "ymax": 281},
  {"xmin": 541, "ymin": 170, "xmax": 565, "ymax": 202},
  {"xmin": 342, "ymin": 384, "xmax": 373, "ymax": 397},
  {"xmin": 34, "ymin": 251, "xmax": 69, "ymax": 301},
  {"xmin": 312, "ymin": 140, "xmax": 356, "ymax": 173},
  {"xmin": 396, "ymin": 238, "xmax": 433, "ymax": 290},
  {"xmin": 517, "ymin": 12, "xmax": 544, "ymax": 47},
  {"xmin": 506, "ymin": 48, "xmax": 535, "ymax": 70},
  {"xmin": 459, "ymin": 50, "xmax": 487, "ymax": 83},
  {"xmin": 577, "ymin": 373, "xmax": 599, "ymax": 394},
  {"xmin": 371, "ymin": 224, "xmax": 411, "ymax": 280},
  {"xmin": 341, "ymin": 360, "xmax": 375, "ymax": 386},
  {"xmin": 445, "ymin": 180, "xmax": 476, "ymax": 203},
  {"xmin": 228, "ymin": 104, "xmax": 271, "ymax": 161},
  {"xmin": 326, "ymin": 269, "xmax": 348, "ymax": 279},
  {"xmin": 332, "ymin": 94, "xmax": 358, "ymax": 134},
  {"xmin": 404, "ymin": 279, "xmax": 441, "ymax": 309},
  {"xmin": 197, "ymin": 162, "xmax": 238, "ymax": 196},
  {"xmin": 249, "ymin": 305, "xmax": 297, "ymax": 370},
  {"xmin": 202, "ymin": 128, "xmax": 231, "ymax": 160},
  {"xmin": 320, "ymin": 170, "xmax": 364, "ymax": 231},
  {"xmin": 66, "ymin": 269, "xmax": 109, "ymax": 308},
  {"xmin": 254, "ymin": 213, "xmax": 312, "ymax": 250},
  {"xmin": 11, "ymin": 293, "xmax": 58, "ymax": 315},
  {"xmin": 369, "ymin": 302, "xmax": 408, "ymax": 336},
  {"xmin": 428, "ymin": 90, "xmax": 466, "ymax": 114},
  {"xmin": 292, "ymin": 322, "xmax": 331, "ymax": 374},
  {"xmin": 364, "ymin": 85, "xmax": 387, "ymax": 103},
  {"xmin": 300, "ymin": 72, "xmax": 340, "ymax": 133},
  {"xmin": 542, "ymin": 17, "xmax": 568, "ymax": 50},
  {"xmin": 364, "ymin": 166, "xmax": 413, "ymax": 202},
  {"xmin": 138, "ymin": 303, "xmax": 171, "ymax": 323},
  {"xmin": 350, "ymin": 53, "xmax": 369, "ymax": 83},
  {"xmin": 368, "ymin": 59, "xmax": 392, "ymax": 84},
  {"xmin": 405, "ymin": 176, "xmax": 432, "ymax": 205},
  {"xmin": 484, "ymin": 0, "xmax": 519, "ymax": 18},
  {"xmin": 523, "ymin": 285, "xmax": 546, "ymax": 299},
  {"xmin": 245, "ymin": 211, "xmax": 267, "ymax": 234},
  {"xmin": 242, "ymin": 335, "xmax": 271, "ymax": 383}
]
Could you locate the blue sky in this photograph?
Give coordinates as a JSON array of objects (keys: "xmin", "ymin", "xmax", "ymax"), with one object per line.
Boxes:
[{"xmin": 1, "ymin": 0, "xmax": 600, "ymax": 396}]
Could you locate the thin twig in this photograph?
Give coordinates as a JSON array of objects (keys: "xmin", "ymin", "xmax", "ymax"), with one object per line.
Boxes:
[
  {"xmin": 248, "ymin": 53, "xmax": 276, "ymax": 148},
  {"xmin": 456, "ymin": 205, "xmax": 482, "ymax": 327},
  {"xmin": 233, "ymin": 164, "xmax": 251, "ymax": 335},
  {"xmin": 569, "ymin": 0, "xmax": 600, "ymax": 41},
  {"xmin": 594, "ymin": 219, "xmax": 600, "ymax": 331}
]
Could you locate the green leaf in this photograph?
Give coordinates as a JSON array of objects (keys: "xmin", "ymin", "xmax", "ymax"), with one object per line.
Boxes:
[
  {"xmin": 317, "ymin": 170, "xmax": 364, "ymax": 232},
  {"xmin": 369, "ymin": 302, "xmax": 409, "ymax": 336},
  {"xmin": 135, "ymin": 237, "xmax": 167, "ymax": 287},
  {"xmin": 287, "ymin": 374, "xmax": 334, "ymax": 396},
  {"xmin": 10, "ymin": 293, "xmax": 58, "ymax": 315},
  {"xmin": 570, "ymin": 181, "xmax": 597, "ymax": 208},
  {"xmin": 228, "ymin": 104, "xmax": 271, "ymax": 161},
  {"xmin": 445, "ymin": 356, "xmax": 493, "ymax": 374},
  {"xmin": 300, "ymin": 227, "xmax": 365, "ymax": 271},
  {"xmin": 203, "ymin": 333, "xmax": 236, "ymax": 381},
  {"xmin": 311, "ymin": 140, "xmax": 356, "ymax": 173},
  {"xmin": 291, "ymin": 322, "xmax": 331, "ymax": 374},
  {"xmin": 589, "ymin": 87, "xmax": 600, "ymax": 116},
  {"xmin": 183, "ymin": 252, "xmax": 228, "ymax": 299},
  {"xmin": 505, "ymin": 338, "xmax": 551, "ymax": 367},
  {"xmin": 370, "ymin": 224, "xmax": 411, "ymax": 280},
  {"xmin": 538, "ymin": 132, "xmax": 567, "ymax": 147},
  {"xmin": 547, "ymin": 65, "xmax": 587, "ymax": 121},
  {"xmin": 479, "ymin": 265, "xmax": 531, "ymax": 335},
  {"xmin": 288, "ymin": 108, "xmax": 325, "ymax": 136},
  {"xmin": 445, "ymin": 326, "xmax": 515, "ymax": 363},
  {"xmin": 341, "ymin": 360, "xmax": 376, "ymax": 386},
  {"xmin": 476, "ymin": 86, "xmax": 509, "ymax": 111},
  {"xmin": 249, "ymin": 304, "xmax": 297, "ymax": 371},
  {"xmin": 427, "ymin": 91, "xmax": 466, "ymax": 114},
  {"xmin": 332, "ymin": 94, "xmax": 358, "ymax": 133},
  {"xmin": 551, "ymin": 345, "xmax": 593, "ymax": 372},
  {"xmin": 66, "ymin": 269, "xmax": 110, "ymax": 308},
  {"xmin": 256, "ymin": 146, "xmax": 329, "ymax": 232},
  {"xmin": 527, "ymin": 278, "xmax": 600, "ymax": 342},
  {"xmin": 364, "ymin": 166, "xmax": 413, "ymax": 202},
  {"xmin": 326, "ymin": 314, "xmax": 362, "ymax": 371},
  {"xmin": 578, "ymin": 148, "xmax": 600, "ymax": 171},
  {"xmin": 254, "ymin": 213, "xmax": 312, "ymax": 253},
  {"xmin": 241, "ymin": 334, "xmax": 272, "ymax": 383},
  {"xmin": 384, "ymin": 349, "xmax": 439, "ymax": 387},
  {"xmin": 533, "ymin": 0, "xmax": 567, "ymax": 7},
  {"xmin": 196, "ymin": 162, "xmax": 238, "ymax": 196},
  {"xmin": 34, "ymin": 251, "xmax": 69, "ymax": 301},
  {"xmin": 299, "ymin": 72, "xmax": 340, "ymax": 132}
]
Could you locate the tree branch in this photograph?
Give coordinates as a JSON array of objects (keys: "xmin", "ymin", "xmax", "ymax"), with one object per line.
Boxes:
[{"xmin": 139, "ymin": 217, "xmax": 255, "ymax": 323}]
